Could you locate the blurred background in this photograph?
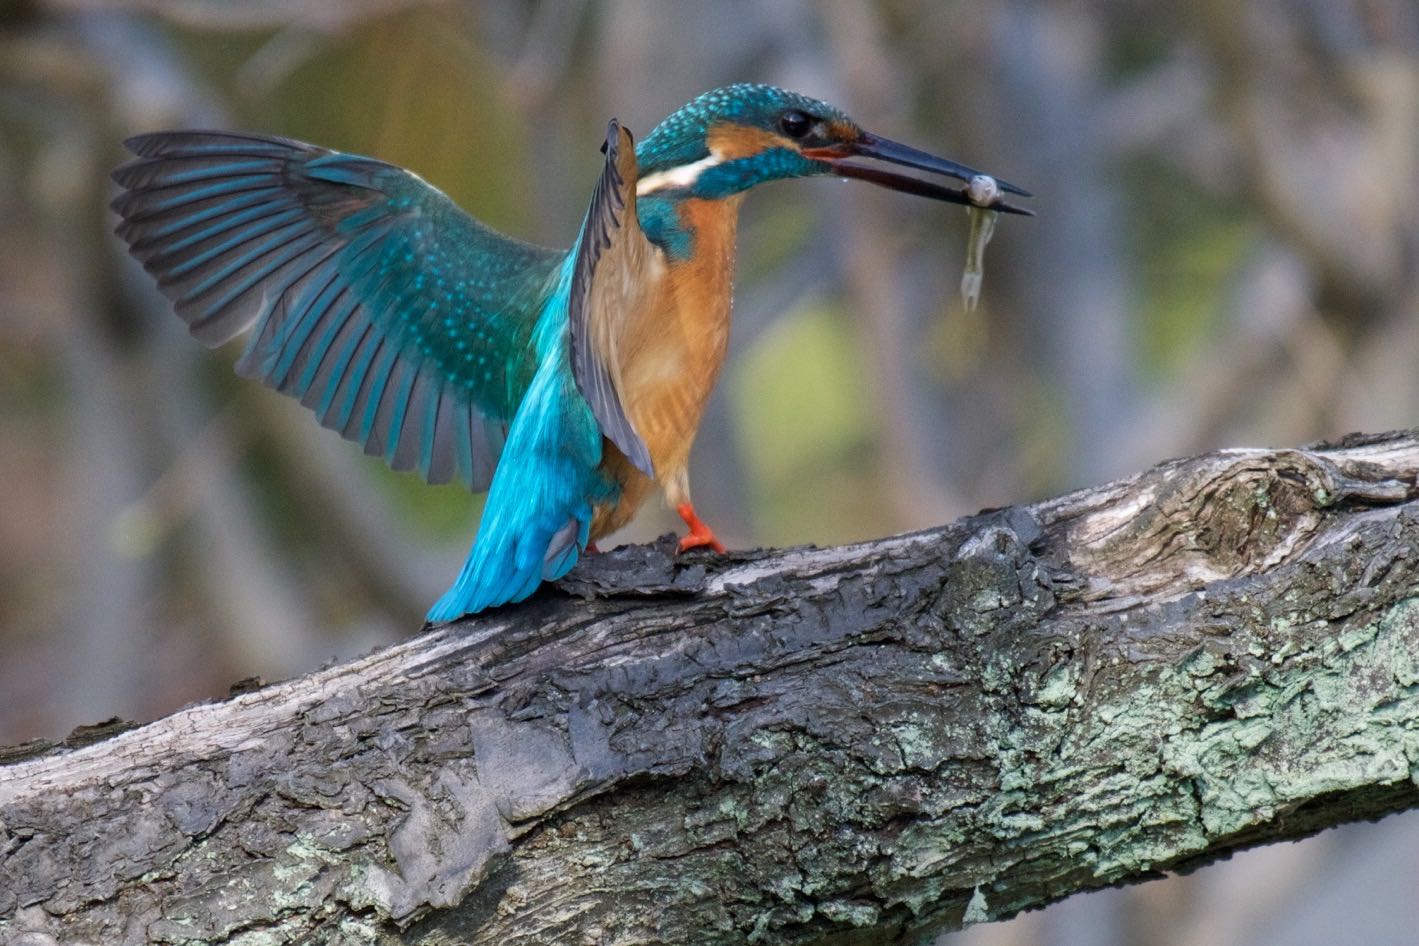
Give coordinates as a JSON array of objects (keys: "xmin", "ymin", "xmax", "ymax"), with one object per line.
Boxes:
[{"xmin": 1, "ymin": 0, "xmax": 1416, "ymax": 943}]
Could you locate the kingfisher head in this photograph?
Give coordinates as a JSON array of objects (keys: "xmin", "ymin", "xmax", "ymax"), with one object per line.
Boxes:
[{"xmin": 635, "ymin": 83, "xmax": 1030, "ymax": 212}]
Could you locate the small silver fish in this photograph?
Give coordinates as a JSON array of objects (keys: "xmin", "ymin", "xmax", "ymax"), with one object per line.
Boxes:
[{"xmin": 961, "ymin": 174, "xmax": 1000, "ymax": 312}]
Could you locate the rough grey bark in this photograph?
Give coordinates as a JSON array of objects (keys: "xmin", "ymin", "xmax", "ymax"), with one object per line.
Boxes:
[{"xmin": 4, "ymin": 431, "xmax": 1419, "ymax": 946}]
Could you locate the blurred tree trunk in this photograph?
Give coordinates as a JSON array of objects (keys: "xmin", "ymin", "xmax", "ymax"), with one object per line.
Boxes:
[{"xmin": 3, "ymin": 432, "xmax": 1419, "ymax": 946}]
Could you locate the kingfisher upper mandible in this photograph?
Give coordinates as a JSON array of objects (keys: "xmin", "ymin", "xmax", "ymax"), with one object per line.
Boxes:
[{"xmin": 111, "ymin": 84, "xmax": 1030, "ymax": 622}]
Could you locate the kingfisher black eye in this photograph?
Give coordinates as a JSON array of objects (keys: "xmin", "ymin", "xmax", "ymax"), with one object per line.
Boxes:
[{"xmin": 778, "ymin": 110, "xmax": 813, "ymax": 139}]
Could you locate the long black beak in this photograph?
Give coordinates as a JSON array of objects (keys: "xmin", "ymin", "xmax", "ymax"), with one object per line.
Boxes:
[{"xmin": 804, "ymin": 132, "xmax": 1033, "ymax": 216}]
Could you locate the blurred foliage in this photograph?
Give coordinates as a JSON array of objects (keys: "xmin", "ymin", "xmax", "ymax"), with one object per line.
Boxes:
[
  {"xmin": 733, "ymin": 301, "xmax": 879, "ymax": 543},
  {"xmin": 1129, "ymin": 156, "xmax": 1256, "ymax": 378}
]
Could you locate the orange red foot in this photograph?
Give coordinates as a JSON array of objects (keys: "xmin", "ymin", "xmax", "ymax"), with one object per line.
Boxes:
[{"xmin": 675, "ymin": 502, "xmax": 727, "ymax": 554}]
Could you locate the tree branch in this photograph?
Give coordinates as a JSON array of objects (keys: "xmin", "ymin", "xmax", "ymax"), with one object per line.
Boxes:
[{"xmin": 4, "ymin": 431, "xmax": 1419, "ymax": 945}]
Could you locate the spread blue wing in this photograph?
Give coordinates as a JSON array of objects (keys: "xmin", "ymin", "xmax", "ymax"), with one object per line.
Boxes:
[
  {"xmin": 112, "ymin": 131, "xmax": 562, "ymax": 490},
  {"xmin": 568, "ymin": 120, "xmax": 655, "ymax": 478}
]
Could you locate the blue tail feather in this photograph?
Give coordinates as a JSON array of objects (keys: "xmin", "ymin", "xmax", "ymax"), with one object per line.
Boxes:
[{"xmin": 426, "ymin": 262, "xmax": 612, "ymax": 622}]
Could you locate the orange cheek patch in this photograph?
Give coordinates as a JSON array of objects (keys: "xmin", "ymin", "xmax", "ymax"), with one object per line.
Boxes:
[{"xmin": 706, "ymin": 124, "xmax": 792, "ymax": 159}]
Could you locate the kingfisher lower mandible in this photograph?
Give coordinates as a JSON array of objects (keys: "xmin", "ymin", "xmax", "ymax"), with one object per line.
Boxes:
[{"xmin": 111, "ymin": 84, "xmax": 1031, "ymax": 622}]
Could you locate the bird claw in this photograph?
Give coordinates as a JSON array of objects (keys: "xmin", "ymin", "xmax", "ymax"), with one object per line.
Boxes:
[
  {"xmin": 677, "ymin": 531, "xmax": 727, "ymax": 554},
  {"xmin": 675, "ymin": 502, "xmax": 727, "ymax": 554}
]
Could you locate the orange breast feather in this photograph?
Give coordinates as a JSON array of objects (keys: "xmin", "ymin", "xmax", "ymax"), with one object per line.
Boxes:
[
  {"xmin": 590, "ymin": 195, "xmax": 742, "ymax": 536},
  {"xmin": 618, "ymin": 196, "xmax": 741, "ymax": 478}
]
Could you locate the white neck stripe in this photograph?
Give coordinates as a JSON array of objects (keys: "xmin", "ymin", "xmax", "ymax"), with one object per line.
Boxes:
[{"xmin": 636, "ymin": 150, "xmax": 726, "ymax": 196}]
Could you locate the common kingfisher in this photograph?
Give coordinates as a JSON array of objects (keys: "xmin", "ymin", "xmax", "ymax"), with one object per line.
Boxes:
[{"xmin": 111, "ymin": 84, "xmax": 1030, "ymax": 622}]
